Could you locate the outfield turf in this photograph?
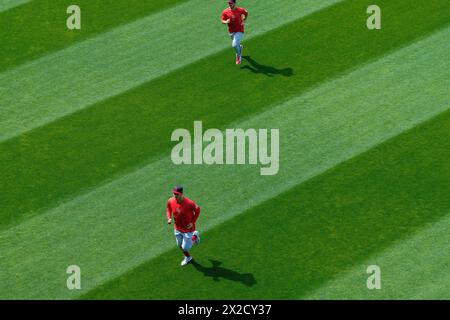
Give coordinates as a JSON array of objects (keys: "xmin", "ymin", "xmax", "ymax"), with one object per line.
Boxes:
[
  {"xmin": 83, "ymin": 109, "xmax": 450, "ymax": 299},
  {"xmin": 0, "ymin": 0, "xmax": 187, "ymax": 72},
  {"xmin": 308, "ymin": 212, "xmax": 450, "ymax": 299},
  {"xmin": 1, "ymin": 0, "xmax": 448, "ymax": 229},
  {"xmin": 0, "ymin": 0, "xmax": 31, "ymax": 13},
  {"xmin": 0, "ymin": 0, "xmax": 449, "ymax": 299}
]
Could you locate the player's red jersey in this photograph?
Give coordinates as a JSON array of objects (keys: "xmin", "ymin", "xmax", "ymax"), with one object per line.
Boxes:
[
  {"xmin": 221, "ymin": 7, "xmax": 248, "ymax": 33},
  {"xmin": 166, "ymin": 197, "xmax": 201, "ymax": 233}
]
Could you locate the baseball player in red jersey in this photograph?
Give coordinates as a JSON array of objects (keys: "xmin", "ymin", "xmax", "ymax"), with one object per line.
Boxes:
[
  {"xmin": 166, "ymin": 185, "xmax": 201, "ymax": 266},
  {"xmin": 221, "ymin": 0, "xmax": 249, "ymax": 65}
]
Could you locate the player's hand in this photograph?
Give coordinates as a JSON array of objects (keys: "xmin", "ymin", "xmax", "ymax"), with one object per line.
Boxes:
[
  {"xmin": 167, "ymin": 218, "xmax": 172, "ymax": 224},
  {"xmin": 223, "ymin": 19, "xmax": 230, "ymax": 24},
  {"xmin": 186, "ymin": 223, "xmax": 193, "ymax": 229}
]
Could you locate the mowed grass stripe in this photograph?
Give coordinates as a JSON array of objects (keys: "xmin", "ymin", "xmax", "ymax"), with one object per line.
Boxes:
[
  {"xmin": 0, "ymin": 0, "xmax": 188, "ymax": 72},
  {"xmin": 83, "ymin": 111, "xmax": 450, "ymax": 299},
  {"xmin": 0, "ymin": 0, "xmax": 343, "ymax": 142},
  {"xmin": 1, "ymin": 0, "xmax": 449, "ymax": 231},
  {"xmin": 1, "ymin": 28, "xmax": 449, "ymax": 299},
  {"xmin": 306, "ymin": 212, "xmax": 450, "ymax": 299},
  {"xmin": 0, "ymin": 0, "xmax": 31, "ymax": 13}
]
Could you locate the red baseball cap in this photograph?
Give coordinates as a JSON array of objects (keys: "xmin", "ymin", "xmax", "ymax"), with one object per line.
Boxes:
[{"xmin": 172, "ymin": 185, "xmax": 183, "ymax": 194}]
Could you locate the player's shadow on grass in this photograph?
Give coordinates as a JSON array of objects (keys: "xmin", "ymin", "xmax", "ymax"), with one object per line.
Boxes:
[
  {"xmin": 240, "ymin": 55, "xmax": 293, "ymax": 77},
  {"xmin": 191, "ymin": 259, "xmax": 256, "ymax": 287}
]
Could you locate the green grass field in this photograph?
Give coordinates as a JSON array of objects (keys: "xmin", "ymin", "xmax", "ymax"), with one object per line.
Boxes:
[{"xmin": 0, "ymin": 0, "xmax": 449, "ymax": 299}]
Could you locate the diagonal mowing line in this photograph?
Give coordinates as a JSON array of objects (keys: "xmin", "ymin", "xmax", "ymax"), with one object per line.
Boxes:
[
  {"xmin": 0, "ymin": 0, "xmax": 343, "ymax": 143},
  {"xmin": 1, "ymin": 0, "xmax": 448, "ymax": 233},
  {"xmin": 0, "ymin": 0, "xmax": 31, "ymax": 12},
  {"xmin": 306, "ymin": 212, "xmax": 450, "ymax": 299},
  {"xmin": 0, "ymin": 0, "xmax": 189, "ymax": 74},
  {"xmin": 0, "ymin": 27, "xmax": 449, "ymax": 299}
]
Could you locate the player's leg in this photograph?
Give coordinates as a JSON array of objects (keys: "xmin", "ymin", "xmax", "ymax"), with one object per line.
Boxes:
[
  {"xmin": 235, "ymin": 32, "xmax": 243, "ymax": 56},
  {"xmin": 229, "ymin": 32, "xmax": 238, "ymax": 62},
  {"xmin": 174, "ymin": 230, "xmax": 185, "ymax": 262},
  {"xmin": 180, "ymin": 232, "xmax": 194, "ymax": 266},
  {"xmin": 192, "ymin": 230, "xmax": 200, "ymax": 244},
  {"xmin": 181, "ymin": 232, "xmax": 193, "ymax": 252},
  {"xmin": 229, "ymin": 32, "xmax": 235, "ymax": 48},
  {"xmin": 232, "ymin": 32, "xmax": 243, "ymax": 64},
  {"xmin": 175, "ymin": 230, "xmax": 183, "ymax": 248}
]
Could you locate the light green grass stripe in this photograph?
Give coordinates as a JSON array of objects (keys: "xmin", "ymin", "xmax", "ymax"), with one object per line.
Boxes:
[
  {"xmin": 306, "ymin": 212, "xmax": 450, "ymax": 299},
  {"xmin": 0, "ymin": 0, "xmax": 31, "ymax": 12},
  {"xmin": 1, "ymin": 27, "xmax": 449, "ymax": 299},
  {"xmin": 0, "ymin": 0, "xmax": 342, "ymax": 143}
]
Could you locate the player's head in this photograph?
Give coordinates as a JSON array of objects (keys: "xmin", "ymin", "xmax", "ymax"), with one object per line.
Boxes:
[
  {"xmin": 227, "ymin": 0, "xmax": 236, "ymax": 9},
  {"xmin": 172, "ymin": 185, "xmax": 184, "ymax": 203}
]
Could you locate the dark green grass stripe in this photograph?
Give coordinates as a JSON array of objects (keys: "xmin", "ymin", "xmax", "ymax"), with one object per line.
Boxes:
[
  {"xmin": 1, "ymin": 0, "xmax": 449, "ymax": 230},
  {"xmin": 0, "ymin": 0, "xmax": 187, "ymax": 72},
  {"xmin": 81, "ymin": 109, "xmax": 450, "ymax": 299}
]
